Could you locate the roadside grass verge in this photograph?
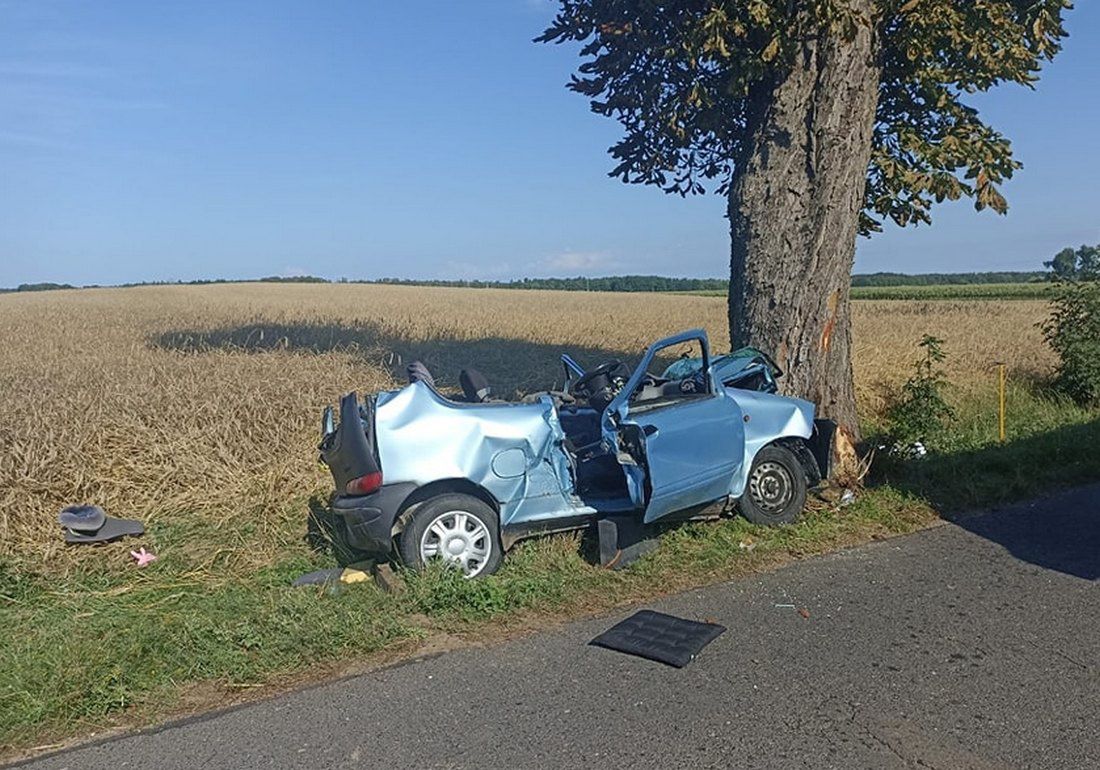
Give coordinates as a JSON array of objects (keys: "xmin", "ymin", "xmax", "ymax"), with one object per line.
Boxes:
[
  {"xmin": 0, "ymin": 489, "xmax": 930, "ymax": 755},
  {"xmin": 3, "ymin": 384, "xmax": 1097, "ymax": 757},
  {"xmin": 869, "ymin": 383, "xmax": 1100, "ymax": 508}
]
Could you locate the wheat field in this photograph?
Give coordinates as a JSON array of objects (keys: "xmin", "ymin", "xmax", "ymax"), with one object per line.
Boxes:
[{"xmin": 0, "ymin": 284, "xmax": 1055, "ymax": 576}]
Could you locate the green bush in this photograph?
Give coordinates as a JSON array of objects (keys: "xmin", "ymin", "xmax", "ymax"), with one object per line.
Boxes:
[
  {"xmin": 1042, "ymin": 281, "xmax": 1100, "ymax": 405},
  {"xmin": 886, "ymin": 335, "xmax": 956, "ymax": 445}
]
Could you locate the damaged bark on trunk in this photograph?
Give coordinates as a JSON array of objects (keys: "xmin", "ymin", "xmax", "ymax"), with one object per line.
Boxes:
[{"xmin": 728, "ymin": 5, "xmax": 880, "ymax": 479}]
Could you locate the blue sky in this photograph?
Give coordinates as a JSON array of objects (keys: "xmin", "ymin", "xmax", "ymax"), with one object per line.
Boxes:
[{"xmin": 1, "ymin": 1, "xmax": 1098, "ymax": 287}]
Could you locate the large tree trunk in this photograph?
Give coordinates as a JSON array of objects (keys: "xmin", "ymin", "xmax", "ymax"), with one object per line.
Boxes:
[{"xmin": 727, "ymin": 5, "xmax": 880, "ymax": 481}]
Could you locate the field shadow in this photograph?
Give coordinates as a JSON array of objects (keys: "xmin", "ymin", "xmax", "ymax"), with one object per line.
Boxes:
[
  {"xmin": 152, "ymin": 319, "xmax": 641, "ymax": 397},
  {"xmin": 873, "ymin": 416, "xmax": 1100, "ymax": 581}
]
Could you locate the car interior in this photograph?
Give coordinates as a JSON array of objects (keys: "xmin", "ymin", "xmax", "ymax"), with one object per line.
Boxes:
[
  {"xmin": 406, "ymin": 349, "xmax": 712, "ymax": 507},
  {"xmin": 556, "ymin": 349, "xmax": 711, "ymax": 505}
]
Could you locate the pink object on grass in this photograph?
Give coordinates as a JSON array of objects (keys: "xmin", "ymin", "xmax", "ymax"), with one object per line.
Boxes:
[{"xmin": 130, "ymin": 547, "xmax": 157, "ymax": 567}]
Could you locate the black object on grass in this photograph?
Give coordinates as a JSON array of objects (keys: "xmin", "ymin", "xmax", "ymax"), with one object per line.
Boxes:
[
  {"xmin": 58, "ymin": 504, "xmax": 107, "ymax": 533},
  {"xmin": 59, "ymin": 505, "xmax": 144, "ymax": 544},
  {"xmin": 597, "ymin": 516, "xmax": 659, "ymax": 570},
  {"xmin": 589, "ymin": 610, "xmax": 726, "ymax": 668}
]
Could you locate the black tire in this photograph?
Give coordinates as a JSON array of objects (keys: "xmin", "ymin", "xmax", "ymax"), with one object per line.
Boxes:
[
  {"xmin": 738, "ymin": 444, "xmax": 808, "ymax": 526},
  {"xmin": 397, "ymin": 493, "xmax": 503, "ymax": 578}
]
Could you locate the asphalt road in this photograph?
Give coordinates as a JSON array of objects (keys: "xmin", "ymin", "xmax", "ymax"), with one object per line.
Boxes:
[{"xmin": 18, "ymin": 484, "xmax": 1099, "ymax": 770}]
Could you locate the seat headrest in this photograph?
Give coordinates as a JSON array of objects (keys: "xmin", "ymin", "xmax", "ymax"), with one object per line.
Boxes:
[{"xmin": 460, "ymin": 368, "xmax": 491, "ymax": 402}]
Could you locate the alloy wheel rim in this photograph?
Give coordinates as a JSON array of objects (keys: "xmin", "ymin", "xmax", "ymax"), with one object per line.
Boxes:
[
  {"xmin": 419, "ymin": 510, "xmax": 492, "ymax": 577},
  {"xmin": 749, "ymin": 461, "xmax": 793, "ymax": 514}
]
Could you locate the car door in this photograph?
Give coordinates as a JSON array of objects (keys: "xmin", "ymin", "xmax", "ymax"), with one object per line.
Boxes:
[{"xmin": 601, "ymin": 330, "xmax": 745, "ymax": 523}]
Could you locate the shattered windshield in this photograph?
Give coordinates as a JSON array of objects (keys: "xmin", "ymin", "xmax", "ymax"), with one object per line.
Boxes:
[{"xmin": 660, "ymin": 346, "xmax": 781, "ymax": 382}]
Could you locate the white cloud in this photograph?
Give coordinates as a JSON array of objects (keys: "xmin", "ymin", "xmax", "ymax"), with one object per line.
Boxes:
[
  {"xmin": 438, "ymin": 260, "xmax": 517, "ymax": 281},
  {"xmin": 543, "ymin": 250, "xmax": 619, "ymax": 274}
]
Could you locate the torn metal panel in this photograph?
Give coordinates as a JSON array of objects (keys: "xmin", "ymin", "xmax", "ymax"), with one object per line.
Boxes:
[{"xmin": 375, "ymin": 382, "xmax": 577, "ymax": 527}]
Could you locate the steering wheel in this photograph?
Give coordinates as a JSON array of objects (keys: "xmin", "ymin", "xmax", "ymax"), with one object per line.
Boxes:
[{"xmin": 572, "ymin": 359, "xmax": 625, "ymax": 394}]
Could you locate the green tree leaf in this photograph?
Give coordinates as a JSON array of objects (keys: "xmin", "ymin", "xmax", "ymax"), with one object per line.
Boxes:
[{"xmin": 537, "ymin": 0, "xmax": 1071, "ymax": 226}]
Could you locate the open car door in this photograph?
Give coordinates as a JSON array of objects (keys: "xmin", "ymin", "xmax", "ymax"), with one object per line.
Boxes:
[{"xmin": 601, "ymin": 330, "xmax": 745, "ymax": 524}]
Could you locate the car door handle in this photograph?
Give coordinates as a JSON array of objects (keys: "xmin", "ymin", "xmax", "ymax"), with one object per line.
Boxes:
[{"xmin": 642, "ymin": 424, "xmax": 658, "ymax": 437}]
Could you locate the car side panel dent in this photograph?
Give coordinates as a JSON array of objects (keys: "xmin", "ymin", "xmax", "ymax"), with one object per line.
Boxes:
[{"xmin": 374, "ymin": 382, "xmax": 578, "ymax": 529}]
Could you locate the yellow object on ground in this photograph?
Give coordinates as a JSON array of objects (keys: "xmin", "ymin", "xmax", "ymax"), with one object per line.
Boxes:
[{"xmin": 338, "ymin": 568, "xmax": 370, "ymax": 584}]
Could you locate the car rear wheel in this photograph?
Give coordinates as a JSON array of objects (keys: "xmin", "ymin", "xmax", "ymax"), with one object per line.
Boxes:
[
  {"xmin": 738, "ymin": 444, "xmax": 807, "ymax": 526},
  {"xmin": 397, "ymin": 493, "xmax": 503, "ymax": 578}
]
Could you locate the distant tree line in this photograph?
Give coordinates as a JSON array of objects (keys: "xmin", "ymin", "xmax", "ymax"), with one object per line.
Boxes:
[
  {"xmin": 0, "ymin": 276, "xmax": 327, "ymax": 293},
  {"xmin": 367, "ymin": 271, "xmax": 1056, "ymax": 291},
  {"xmin": 113, "ymin": 275, "xmax": 328, "ymax": 287},
  {"xmin": 850, "ymin": 271, "xmax": 1048, "ymax": 286},
  {"xmin": 366, "ymin": 275, "xmax": 730, "ymax": 291},
  {"xmin": 0, "ymin": 282, "xmax": 77, "ymax": 293},
  {"xmin": 5, "ymin": 255, "xmax": 1097, "ymax": 295}
]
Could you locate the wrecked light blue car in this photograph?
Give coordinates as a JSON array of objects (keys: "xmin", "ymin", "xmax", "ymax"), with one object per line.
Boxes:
[{"xmin": 319, "ymin": 329, "xmax": 833, "ymax": 577}]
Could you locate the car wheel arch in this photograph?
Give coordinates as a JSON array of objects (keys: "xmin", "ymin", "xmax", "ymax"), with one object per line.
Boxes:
[
  {"xmin": 391, "ymin": 478, "xmax": 501, "ymax": 537},
  {"xmin": 771, "ymin": 437, "xmax": 823, "ymax": 488}
]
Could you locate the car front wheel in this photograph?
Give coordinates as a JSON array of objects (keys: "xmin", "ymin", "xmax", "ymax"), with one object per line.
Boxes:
[
  {"xmin": 738, "ymin": 444, "xmax": 808, "ymax": 526},
  {"xmin": 397, "ymin": 493, "xmax": 503, "ymax": 578}
]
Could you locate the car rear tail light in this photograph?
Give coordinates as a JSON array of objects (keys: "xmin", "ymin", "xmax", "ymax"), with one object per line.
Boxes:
[{"xmin": 346, "ymin": 471, "xmax": 383, "ymax": 496}]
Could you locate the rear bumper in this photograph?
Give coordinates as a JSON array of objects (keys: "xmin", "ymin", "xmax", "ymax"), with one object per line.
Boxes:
[{"xmin": 332, "ymin": 482, "xmax": 417, "ymax": 554}]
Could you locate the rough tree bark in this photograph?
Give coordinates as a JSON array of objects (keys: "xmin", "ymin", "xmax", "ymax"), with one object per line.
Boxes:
[{"xmin": 727, "ymin": 4, "xmax": 880, "ymax": 479}]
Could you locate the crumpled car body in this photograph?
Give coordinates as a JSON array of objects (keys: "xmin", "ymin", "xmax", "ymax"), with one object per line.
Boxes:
[{"xmin": 319, "ymin": 329, "xmax": 833, "ymax": 575}]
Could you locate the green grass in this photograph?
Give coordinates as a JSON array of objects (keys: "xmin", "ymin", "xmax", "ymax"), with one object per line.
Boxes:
[
  {"xmin": 0, "ymin": 553, "xmax": 421, "ymax": 743},
  {"xmin": 851, "ymin": 283, "xmax": 1056, "ymax": 300},
  {"xmin": 682, "ymin": 283, "xmax": 1056, "ymax": 300},
  {"xmin": 871, "ymin": 384, "xmax": 1100, "ymax": 508},
  {"xmin": 2, "ymin": 388, "xmax": 1098, "ymax": 756}
]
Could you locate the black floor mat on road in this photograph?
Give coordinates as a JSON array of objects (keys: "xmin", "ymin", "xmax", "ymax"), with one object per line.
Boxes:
[{"xmin": 589, "ymin": 610, "xmax": 726, "ymax": 668}]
